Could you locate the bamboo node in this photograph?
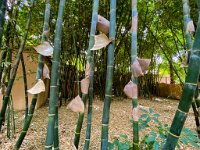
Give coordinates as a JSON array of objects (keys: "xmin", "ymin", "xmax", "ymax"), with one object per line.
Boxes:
[
  {"xmin": 105, "ymin": 94, "xmax": 112, "ymax": 97},
  {"xmin": 22, "ymin": 130, "xmax": 27, "ymax": 133},
  {"xmin": 107, "ymin": 65, "xmax": 113, "ymax": 68},
  {"xmin": 48, "ymin": 114, "xmax": 55, "ymax": 117},
  {"xmin": 28, "ymin": 114, "xmax": 33, "ymax": 116},
  {"xmin": 102, "ymin": 124, "xmax": 108, "ymax": 126},
  {"xmin": 133, "ymin": 142, "xmax": 139, "ymax": 145},
  {"xmin": 177, "ymin": 108, "xmax": 188, "ymax": 115},
  {"xmin": 50, "ymin": 85, "xmax": 57, "ymax": 88},
  {"xmin": 85, "ymin": 139, "xmax": 90, "ymax": 141},
  {"xmin": 169, "ymin": 131, "xmax": 180, "ymax": 138},
  {"xmin": 45, "ymin": 145, "xmax": 53, "ymax": 148},
  {"xmin": 185, "ymin": 82, "xmax": 197, "ymax": 86},
  {"xmin": 74, "ymin": 131, "xmax": 80, "ymax": 134},
  {"xmin": 54, "ymin": 147, "xmax": 59, "ymax": 150}
]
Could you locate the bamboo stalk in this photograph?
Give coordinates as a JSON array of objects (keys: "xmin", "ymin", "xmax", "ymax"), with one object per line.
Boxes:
[
  {"xmin": 101, "ymin": 0, "xmax": 117, "ymax": 149},
  {"xmin": 45, "ymin": 0, "xmax": 66, "ymax": 149},
  {"xmin": 131, "ymin": 0, "xmax": 139, "ymax": 149},
  {"xmin": 0, "ymin": 0, "xmax": 35, "ymax": 130},
  {"xmin": 20, "ymin": 54, "xmax": 29, "ymax": 120},
  {"xmin": 84, "ymin": 0, "xmax": 99, "ymax": 149},
  {"xmin": 163, "ymin": 0, "xmax": 200, "ymax": 149},
  {"xmin": 74, "ymin": 0, "xmax": 99, "ymax": 149},
  {"xmin": 14, "ymin": 1, "xmax": 51, "ymax": 149},
  {"xmin": 0, "ymin": 0, "xmax": 6, "ymax": 48}
]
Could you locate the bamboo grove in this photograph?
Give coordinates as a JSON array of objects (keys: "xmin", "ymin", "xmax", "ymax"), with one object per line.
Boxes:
[{"xmin": 0, "ymin": 0, "xmax": 200, "ymax": 150}]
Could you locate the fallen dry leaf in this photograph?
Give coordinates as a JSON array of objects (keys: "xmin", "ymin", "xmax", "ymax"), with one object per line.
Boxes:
[
  {"xmin": 43, "ymin": 64, "xmax": 50, "ymax": 79},
  {"xmin": 67, "ymin": 95, "xmax": 84, "ymax": 113},
  {"xmin": 34, "ymin": 41, "xmax": 53, "ymax": 56},
  {"xmin": 27, "ymin": 79, "xmax": 45, "ymax": 94},
  {"xmin": 91, "ymin": 34, "xmax": 112, "ymax": 50},
  {"xmin": 123, "ymin": 81, "xmax": 137, "ymax": 99},
  {"xmin": 96, "ymin": 15, "xmax": 110, "ymax": 34}
]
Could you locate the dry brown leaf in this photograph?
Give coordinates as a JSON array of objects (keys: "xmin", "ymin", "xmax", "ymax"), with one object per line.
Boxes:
[
  {"xmin": 123, "ymin": 81, "xmax": 137, "ymax": 99},
  {"xmin": 0, "ymin": 84, "xmax": 6, "ymax": 95},
  {"xmin": 187, "ymin": 20, "xmax": 195, "ymax": 32},
  {"xmin": 43, "ymin": 64, "xmax": 50, "ymax": 79},
  {"xmin": 34, "ymin": 41, "xmax": 53, "ymax": 56},
  {"xmin": 131, "ymin": 59, "xmax": 143, "ymax": 77},
  {"xmin": 67, "ymin": 95, "xmax": 84, "ymax": 113},
  {"xmin": 85, "ymin": 63, "xmax": 90, "ymax": 78},
  {"xmin": 91, "ymin": 34, "xmax": 112, "ymax": 50},
  {"xmin": 137, "ymin": 58, "xmax": 151, "ymax": 74},
  {"xmin": 27, "ymin": 79, "xmax": 45, "ymax": 94},
  {"xmin": 96, "ymin": 15, "xmax": 110, "ymax": 34},
  {"xmin": 132, "ymin": 107, "xmax": 139, "ymax": 121},
  {"xmin": 81, "ymin": 78, "xmax": 89, "ymax": 94}
]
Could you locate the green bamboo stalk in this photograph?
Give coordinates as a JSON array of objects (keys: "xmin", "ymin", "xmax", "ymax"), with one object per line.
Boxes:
[
  {"xmin": 84, "ymin": 0, "xmax": 99, "ymax": 149},
  {"xmin": 20, "ymin": 54, "xmax": 29, "ymax": 120},
  {"xmin": 131, "ymin": 1, "xmax": 139, "ymax": 149},
  {"xmin": 54, "ymin": 64, "xmax": 60, "ymax": 150},
  {"xmin": 101, "ymin": 0, "xmax": 117, "ymax": 149},
  {"xmin": 0, "ymin": 0, "xmax": 6, "ymax": 48},
  {"xmin": 74, "ymin": 0, "xmax": 99, "ymax": 149},
  {"xmin": 0, "ymin": 0, "xmax": 35, "ymax": 130},
  {"xmin": 163, "ymin": 1, "xmax": 200, "ymax": 149},
  {"xmin": 45, "ymin": 0, "xmax": 66, "ymax": 149},
  {"xmin": 14, "ymin": 1, "xmax": 51, "ymax": 149}
]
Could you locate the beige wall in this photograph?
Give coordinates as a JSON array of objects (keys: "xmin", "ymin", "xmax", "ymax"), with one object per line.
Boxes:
[{"xmin": 0, "ymin": 52, "xmax": 50, "ymax": 110}]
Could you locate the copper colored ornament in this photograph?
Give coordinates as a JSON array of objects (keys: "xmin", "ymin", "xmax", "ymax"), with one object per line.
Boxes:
[
  {"xmin": 81, "ymin": 78, "xmax": 89, "ymax": 94},
  {"xmin": 96, "ymin": 15, "xmax": 110, "ymax": 34},
  {"xmin": 67, "ymin": 95, "xmax": 84, "ymax": 113},
  {"xmin": 123, "ymin": 81, "xmax": 137, "ymax": 99},
  {"xmin": 131, "ymin": 59, "xmax": 143, "ymax": 77},
  {"xmin": 132, "ymin": 107, "xmax": 139, "ymax": 121},
  {"xmin": 137, "ymin": 58, "xmax": 151, "ymax": 74}
]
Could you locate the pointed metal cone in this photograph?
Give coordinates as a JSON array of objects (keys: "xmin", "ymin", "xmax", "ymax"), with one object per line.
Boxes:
[
  {"xmin": 137, "ymin": 58, "xmax": 151, "ymax": 74},
  {"xmin": 81, "ymin": 77, "xmax": 89, "ymax": 94},
  {"xmin": 67, "ymin": 95, "xmax": 84, "ymax": 113},
  {"xmin": 34, "ymin": 41, "xmax": 53, "ymax": 56},
  {"xmin": 85, "ymin": 63, "xmax": 91, "ymax": 78},
  {"xmin": 91, "ymin": 34, "xmax": 112, "ymax": 50},
  {"xmin": 96, "ymin": 15, "xmax": 110, "ymax": 34},
  {"xmin": 43, "ymin": 64, "xmax": 50, "ymax": 79},
  {"xmin": 132, "ymin": 107, "xmax": 139, "ymax": 121},
  {"xmin": 131, "ymin": 59, "xmax": 144, "ymax": 77},
  {"xmin": 123, "ymin": 81, "xmax": 137, "ymax": 99},
  {"xmin": 27, "ymin": 79, "xmax": 45, "ymax": 94},
  {"xmin": 187, "ymin": 20, "xmax": 195, "ymax": 32}
]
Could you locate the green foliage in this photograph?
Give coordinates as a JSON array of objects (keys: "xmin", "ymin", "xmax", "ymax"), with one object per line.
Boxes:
[{"xmin": 108, "ymin": 108, "xmax": 200, "ymax": 150}]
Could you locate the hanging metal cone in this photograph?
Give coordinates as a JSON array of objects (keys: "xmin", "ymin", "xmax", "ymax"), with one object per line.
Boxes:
[
  {"xmin": 85, "ymin": 63, "xmax": 91, "ymax": 78},
  {"xmin": 67, "ymin": 95, "xmax": 84, "ymax": 113},
  {"xmin": 137, "ymin": 58, "xmax": 151, "ymax": 74},
  {"xmin": 81, "ymin": 77, "xmax": 90, "ymax": 94},
  {"xmin": 96, "ymin": 15, "xmax": 110, "ymax": 34},
  {"xmin": 131, "ymin": 59, "xmax": 144, "ymax": 77},
  {"xmin": 123, "ymin": 81, "xmax": 137, "ymax": 99}
]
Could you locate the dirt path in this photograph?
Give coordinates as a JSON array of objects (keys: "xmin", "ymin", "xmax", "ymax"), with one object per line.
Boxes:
[{"xmin": 0, "ymin": 97, "xmax": 197, "ymax": 149}]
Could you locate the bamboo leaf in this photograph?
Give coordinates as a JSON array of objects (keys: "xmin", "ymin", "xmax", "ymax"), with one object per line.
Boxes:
[
  {"xmin": 27, "ymin": 79, "xmax": 45, "ymax": 94},
  {"xmin": 34, "ymin": 41, "xmax": 53, "ymax": 56},
  {"xmin": 91, "ymin": 34, "xmax": 112, "ymax": 50},
  {"xmin": 96, "ymin": 15, "xmax": 110, "ymax": 34},
  {"xmin": 67, "ymin": 95, "xmax": 84, "ymax": 113},
  {"xmin": 43, "ymin": 64, "xmax": 50, "ymax": 79}
]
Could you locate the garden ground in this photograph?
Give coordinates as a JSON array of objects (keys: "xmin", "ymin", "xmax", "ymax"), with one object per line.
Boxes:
[{"xmin": 0, "ymin": 97, "xmax": 197, "ymax": 150}]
